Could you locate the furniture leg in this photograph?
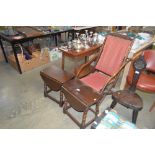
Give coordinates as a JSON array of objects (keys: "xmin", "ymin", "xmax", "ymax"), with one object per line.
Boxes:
[
  {"xmin": 44, "ymin": 83, "xmax": 47, "ymax": 97},
  {"xmin": 59, "ymin": 91, "xmax": 63, "ymax": 107},
  {"xmin": 72, "ymin": 31, "xmax": 75, "ymax": 40},
  {"xmin": 11, "ymin": 43, "xmax": 22, "ymax": 74},
  {"xmin": 67, "ymin": 32, "xmax": 70, "ymax": 41},
  {"xmin": 54, "ymin": 34, "xmax": 58, "ymax": 46},
  {"xmin": 61, "ymin": 53, "xmax": 65, "ymax": 70},
  {"xmin": 65, "ymin": 32, "xmax": 67, "ymax": 42},
  {"xmin": 132, "ymin": 110, "xmax": 138, "ymax": 124},
  {"xmin": 73, "ymin": 58, "xmax": 78, "ymax": 74},
  {"xmin": 96, "ymin": 103, "xmax": 99, "ymax": 116},
  {"xmin": 110, "ymin": 100, "xmax": 117, "ymax": 109},
  {"xmin": 48, "ymin": 35, "xmax": 53, "ymax": 47},
  {"xmin": 81, "ymin": 110, "xmax": 88, "ymax": 129},
  {"xmin": 63, "ymin": 101, "xmax": 68, "ymax": 114},
  {"xmin": 0, "ymin": 39, "xmax": 8, "ymax": 62}
]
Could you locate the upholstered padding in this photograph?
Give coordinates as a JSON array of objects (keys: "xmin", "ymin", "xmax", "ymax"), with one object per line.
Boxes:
[
  {"xmin": 80, "ymin": 71, "xmax": 111, "ymax": 91},
  {"xmin": 127, "ymin": 50, "xmax": 155, "ymax": 93},
  {"xmin": 127, "ymin": 63, "xmax": 155, "ymax": 93},
  {"xmin": 127, "ymin": 72, "xmax": 155, "ymax": 92},
  {"xmin": 144, "ymin": 50, "xmax": 155, "ymax": 72},
  {"xmin": 95, "ymin": 35, "xmax": 132, "ymax": 76}
]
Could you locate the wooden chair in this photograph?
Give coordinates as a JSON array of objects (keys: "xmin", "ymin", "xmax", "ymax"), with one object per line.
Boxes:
[
  {"xmin": 127, "ymin": 50, "xmax": 155, "ymax": 112},
  {"xmin": 110, "ymin": 56, "xmax": 146, "ymax": 124},
  {"xmin": 62, "ymin": 34, "xmax": 133, "ymax": 128}
]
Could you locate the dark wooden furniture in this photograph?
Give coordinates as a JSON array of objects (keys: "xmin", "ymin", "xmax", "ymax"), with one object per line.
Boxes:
[
  {"xmin": 91, "ymin": 108, "xmax": 110, "ymax": 129},
  {"xmin": 119, "ymin": 35, "xmax": 155, "ymax": 90},
  {"xmin": 110, "ymin": 55, "xmax": 146, "ymax": 124},
  {"xmin": 62, "ymin": 78, "xmax": 102, "ymax": 128},
  {"xmin": 62, "ymin": 34, "xmax": 133, "ymax": 128},
  {"xmin": 0, "ymin": 26, "xmax": 73, "ymax": 74},
  {"xmin": 0, "ymin": 26, "xmax": 99, "ymax": 74},
  {"xmin": 40, "ymin": 65, "xmax": 74, "ymax": 107},
  {"xmin": 110, "ymin": 90, "xmax": 143, "ymax": 124},
  {"xmin": 0, "ymin": 27, "xmax": 51, "ymax": 74},
  {"xmin": 59, "ymin": 44, "xmax": 102, "ymax": 73},
  {"xmin": 127, "ymin": 50, "xmax": 155, "ymax": 112}
]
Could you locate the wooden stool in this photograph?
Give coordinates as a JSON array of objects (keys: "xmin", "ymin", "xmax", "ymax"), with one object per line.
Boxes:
[
  {"xmin": 110, "ymin": 90, "xmax": 143, "ymax": 124},
  {"xmin": 110, "ymin": 55, "xmax": 146, "ymax": 124},
  {"xmin": 40, "ymin": 65, "xmax": 74, "ymax": 107}
]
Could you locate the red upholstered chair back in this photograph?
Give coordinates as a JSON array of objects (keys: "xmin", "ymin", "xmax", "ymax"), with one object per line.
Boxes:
[
  {"xmin": 95, "ymin": 35, "xmax": 133, "ymax": 76},
  {"xmin": 144, "ymin": 50, "xmax": 155, "ymax": 72}
]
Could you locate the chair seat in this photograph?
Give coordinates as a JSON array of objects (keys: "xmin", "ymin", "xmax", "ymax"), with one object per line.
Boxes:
[
  {"xmin": 112, "ymin": 90, "xmax": 143, "ymax": 110},
  {"xmin": 62, "ymin": 78, "xmax": 102, "ymax": 111},
  {"xmin": 127, "ymin": 72, "xmax": 155, "ymax": 93},
  {"xmin": 80, "ymin": 71, "xmax": 111, "ymax": 91}
]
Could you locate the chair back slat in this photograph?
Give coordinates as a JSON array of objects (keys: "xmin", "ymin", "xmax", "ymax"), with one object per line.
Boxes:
[{"xmin": 95, "ymin": 35, "xmax": 132, "ymax": 76}]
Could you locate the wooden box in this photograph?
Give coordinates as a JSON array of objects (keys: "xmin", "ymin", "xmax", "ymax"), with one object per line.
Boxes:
[{"xmin": 8, "ymin": 50, "xmax": 50, "ymax": 73}]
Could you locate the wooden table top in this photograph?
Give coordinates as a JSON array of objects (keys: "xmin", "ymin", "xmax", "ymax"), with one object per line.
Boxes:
[
  {"xmin": 15, "ymin": 27, "xmax": 44, "ymax": 37},
  {"xmin": 59, "ymin": 44, "xmax": 102, "ymax": 58},
  {"xmin": 0, "ymin": 27, "xmax": 49, "ymax": 43},
  {"xmin": 0, "ymin": 26, "xmax": 73, "ymax": 43}
]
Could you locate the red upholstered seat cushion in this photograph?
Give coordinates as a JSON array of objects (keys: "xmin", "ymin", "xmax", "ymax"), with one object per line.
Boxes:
[
  {"xmin": 95, "ymin": 35, "xmax": 132, "ymax": 76},
  {"xmin": 127, "ymin": 71, "xmax": 155, "ymax": 93},
  {"xmin": 80, "ymin": 71, "xmax": 111, "ymax": 92},
  {"xmin": 127, "ymin": 50, "xmax": 155, "ymax": 93}
]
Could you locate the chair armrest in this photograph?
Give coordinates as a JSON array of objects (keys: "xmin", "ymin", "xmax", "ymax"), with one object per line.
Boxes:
[
  {"xmin": 75, "ymin": 54, "xmax": 99, "ymax": 78},
  {"xmin": 102, "ymin": 60, "xmax": 131, "ymax": 93}
]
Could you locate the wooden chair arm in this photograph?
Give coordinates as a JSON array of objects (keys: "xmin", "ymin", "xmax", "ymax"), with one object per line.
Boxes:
[
  {"xmin": 75, "ymin": 54, "xmax": 99, "ymax": 78},
  {"xmin": 112, "ymin": 58, "xmax": 131, "ymax": 80},
  {"xmin": 102, "ymin": 59, "xmax": 131, "ymax": 93}
]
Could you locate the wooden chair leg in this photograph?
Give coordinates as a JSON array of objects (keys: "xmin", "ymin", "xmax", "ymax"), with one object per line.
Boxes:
[
  {"xmin": 59, "ymin": 91, "xmax": 63, "ymax": 107},
  {"xmin": 132, "ymin": 110, "xmax": 138, "ymax": 124},
  {"xmin": 149, "ymin": 101, "xmax": 155, "ymax": 112},
  {"xmin": 110, "ymin": 100, "xmax": 117, "ymax": 109},
  {"xmin": 63, "ymin": 101, "xmax": 68, "ymax": 114},
  {"xmin": 96, "ymin": 103, "xmax": 99, "ymax": 117},
  {"xmin": 44, "ymin": 83, "xmax": 47, "ymax": 97},
  {"xmin": 81, "ymin": 110, "xmax": 88, "ymax": 129}
]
